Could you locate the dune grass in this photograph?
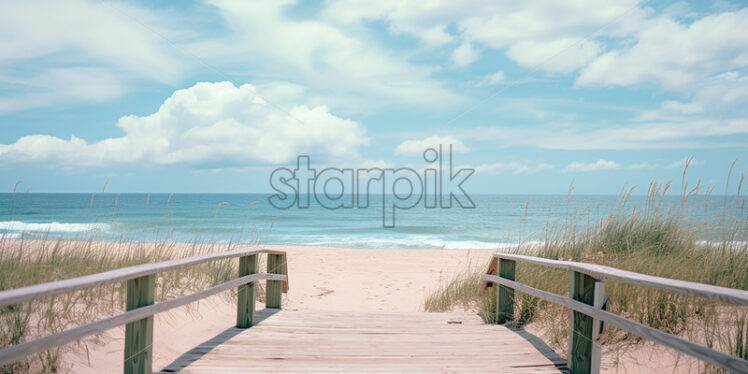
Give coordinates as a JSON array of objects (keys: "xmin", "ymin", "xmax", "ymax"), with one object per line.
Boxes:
[
  {"xmin": 0, "ymin": 237, "xmax": 267, "ymax": 373},
  {"xmin": 424, "ymin": 171, "xmax": 748, "ymax": 373}
]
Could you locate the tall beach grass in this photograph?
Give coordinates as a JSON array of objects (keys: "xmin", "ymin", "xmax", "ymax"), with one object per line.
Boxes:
[
  {"xmin": 425, "ymin": 166, "xmax": 748, "ymax": 373},
  {"xmin": 0, "ymin": 235, "xmax": 270, "ymax": 373}
]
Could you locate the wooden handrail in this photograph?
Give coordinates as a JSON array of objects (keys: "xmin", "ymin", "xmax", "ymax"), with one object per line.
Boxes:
[
  {"xmin": 0, "ymin": 247, "xmax": 288, "ymax": 307},
  {"xmin": 479, "ymin": 253, "xmax": 748, "ymax": 305},
  {"xmin": 480, "ymin": 253, "xmax": 748, "ymax": 374},
  {"xmin": 0, "ymin": 246, "xmax": 289, "ymax": 373}
]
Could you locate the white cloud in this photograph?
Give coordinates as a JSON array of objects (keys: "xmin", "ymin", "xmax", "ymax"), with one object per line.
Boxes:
[
  {"xmin": 0, "ymin": 0, "xmax": 189, "ymax": 112},
  {"xmin": 320, "ymin": 1, "xmax": 456, "ymax": 46},
  {"xmin": 507, "ymin": 39, "xmax": 603, "ymax": 73},
  {"xmin": 0, "ymin": 0, "xmax": 186, "ymax": 82},
  {"xmin": 0, "ymin": 82, "xmax": 368, "ymax": 167},
  {"xmin": 320, "ymin": 0, "xmax": 747, "ymax": 126},
  {"xmin": 635, "ymin": 72, "xmax": 748, "ymax": 121},
  {"xmin": 466, "ymin": 119, "xmax": 748, "ymax": 150},
  {"xmin": 562, "ymin": 159, "xmax": 621, "ymax": 172},
  {"xmin": 473, "ymin": 161, "xmax": 554, "ymax": 175},
  {"xmin": 394, "ymin": 136, "xmax": 470, "ymax": 157},
  {"xmin": 577, "ymin": 9, "xmax": 748, "ymax": 89},
  {"xmin": 452, "ymin": 42, "xmax": 480, "ymax": 68},
  {"xmin": 0, "ymin": 68, "xmax": 127, "ymax": 113},
  {"xmin": 322, "ymin": 1, "xmax": 647, "ymax": 74},
  {"xmin": 667, "ymin": 157, "xmax": 705, "ymax": 169},
  {"xmin": 478, "ymin": 71, "xmax": 505, "ymax": 86},
  {"xmin": 200, "ymin": 1, "xmax": 464, "ymax": 113}
]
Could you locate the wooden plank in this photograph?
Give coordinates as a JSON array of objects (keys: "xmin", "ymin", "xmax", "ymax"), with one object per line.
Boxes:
[
  {"xmin": 568, "ymin": 271, "xmax": 595, "ymax": 374},
  {"xmin": 266, "ymin": 254, "xmax": 283, "ymax": 309},
  {"xmin": 490, "ymin": 253, "xmax": 748, "ymax": 306},
  {"xmin": 497, "ymin": 259, "xmax": 515, "ymax": 324},
  {"xmin": 0, "ymin": 247, "xmax": 288, "ymax": 307},
  {"xmin": 124, "ymin": 275, "xmax": 154, "ymax": 374},
  {"xmin": 484, "ymin": 274, "xmax": 748, "ymax": 373},
  {"xmin": 236, "ymin": 254, "xmax": 257, "ymax": 328},
  {"xmin": 0, "ymin": 273, "xmax": 286, "ymax": 366},
  {"xmin": 176, "ymin": 310, "xmax": 566, "ymax": 373}
]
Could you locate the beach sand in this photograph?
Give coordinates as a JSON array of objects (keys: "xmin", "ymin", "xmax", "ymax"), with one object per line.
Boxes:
[{"xmin": 27, "ymin": 243, "xmax": 697, "ymax": 373}]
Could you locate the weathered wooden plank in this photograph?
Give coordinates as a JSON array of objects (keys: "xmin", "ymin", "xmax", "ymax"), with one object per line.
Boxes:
[
  {"xmin": 266, "ymin": 254, "xmax": 283, "ymax": 309},
  {"xmin": 124, "ymin": 275, "xmax": 154, "ymax": 374},
  {"xmin": 497, "ymin": 258, "xmax": 516, "ymax": 324},
  {"xmin": 177, "ymin": 311, "xmax": 566, "ymax": 373},
  {"xmin": 484, "ymin": 274, "xmax": 748, "ymax": 373},
  {"xmin": 488, "ymin": 253, "xmax": 748, "ymax": 306},
  {"xmin": 0, "ymin": 273, "xmax": 286, "ymax": 366},
  {"xmin": 236, "ymin": 254, "xmax": 257, "ymax": 328},
  {"xmin": 0, "ymin": 247, "xmax": 288, "ymax": 307}
]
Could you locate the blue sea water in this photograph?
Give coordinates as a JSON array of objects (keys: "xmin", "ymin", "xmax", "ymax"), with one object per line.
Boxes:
[{"xmin": 0, "ymin": 193, "xmax": 741, "ymax": 249}]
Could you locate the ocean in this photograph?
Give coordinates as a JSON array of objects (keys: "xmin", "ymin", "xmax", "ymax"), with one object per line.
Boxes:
[{"xmin": 0, "ymin": 193, "xmax": 740, "ymax": 249}]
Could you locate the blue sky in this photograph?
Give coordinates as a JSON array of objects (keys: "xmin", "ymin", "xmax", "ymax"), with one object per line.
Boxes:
[{"xmin": 1, "ymin": 0, "xmax": 747, "ymax": 195}]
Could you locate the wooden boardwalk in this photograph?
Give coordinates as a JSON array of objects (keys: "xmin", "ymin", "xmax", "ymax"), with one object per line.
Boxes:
[
  {"xmin": 4, "ymin": 249, "xmax": 745, "ymax": 373},
  {"xmin": 161, "ymin": 309, "xmax": 567, "ymax": 373}
]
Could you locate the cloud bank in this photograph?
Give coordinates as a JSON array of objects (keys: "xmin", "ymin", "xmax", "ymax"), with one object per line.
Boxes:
[{"xmin": 0, "ymin": 82, "xmax": 368, "ymax": 167}]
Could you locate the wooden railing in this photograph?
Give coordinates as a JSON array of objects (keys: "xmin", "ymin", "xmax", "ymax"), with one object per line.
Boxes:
[
  {"xmin": 0, "ymin": 247, "xmax": 289, "ymax": 374},
  {"xmin": 479, "ymin": 253, "xmax": 748, "ymax": 374}
]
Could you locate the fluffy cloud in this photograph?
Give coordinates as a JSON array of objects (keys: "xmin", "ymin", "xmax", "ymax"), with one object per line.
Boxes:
[
  {"xmin": 201, "ymin": 1, "xmax": 464, "ymax": 112},
  {"xmin": 0, "ymin": 82, "xmax": 368, "ymax": 167},
  {"xmin": 0, "ymin": 0, "xmax": 185, "ymax": 82},
  {"xmin": 562, "ymin": 159, "xmax": 621, "ymax": 172},
  {"xmin": 577, "ymin": 8, "xmax": 748, "ymax": 89},
  {"xmin": 320, "ymin": 1, "xmax": 457, "ymax": 46},
  {"xmin": 452, "ymin": 42, "xmax": 480, "ymax": 68},
  {"xmin": 635, "ymin": 72, "xmax": 748, "ymax": 121},
  {"xmin": 0, "ymin": 0, "xmax": 187, "ymax": 111},
  {"xmin": 394, "ymin": 136, "xmax": 470, "ymax": 157},
  {"xmin": 323, "ymin": 1, "xmax": 645, "ymax": 73}
]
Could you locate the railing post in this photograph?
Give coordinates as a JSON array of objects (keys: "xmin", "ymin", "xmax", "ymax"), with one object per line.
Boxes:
[
  {"xmin": 497, "ymin": 258, "xmax": 516, "ymax": 324},
  {"xmin": 124, "ymin": 275, "xmax": 154, "ymax": 374},
  {"xmin": 591, "ymin": 281, "xmax": 605, "ymax": 374},
  {"xmin": 266, "ymin": 254, "xmax": 283, "ymax": 309},
  {"xmin": 568, "ymin": 271, "xmax": 601, "ymax": 374},
  {"xmin": 236, "ymin": 254, "xmax": 258, "ymax": 328}
]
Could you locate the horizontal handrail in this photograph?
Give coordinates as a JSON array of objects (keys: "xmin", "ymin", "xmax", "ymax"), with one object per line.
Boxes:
[
  {"xmin": 480, "ymin": 253, "xmax": 748, "ymax": 306},
  {"xmin": 484, "ymin": 274, "xmax": 747, "ymax": 373},
  {"xmin": 0, "ymin": 247, "xmax": 288, "ymax": 307},
  {"xmin": 480, "ymin": 253, "xmax": 748, "ymax": 374},
  {"xmin": 0, "ymin": 273, "xmax": 286, "ymax": 366},
  {"xmin": 0, "ymin": 247, "xmax": 290, "ymax": 372}
]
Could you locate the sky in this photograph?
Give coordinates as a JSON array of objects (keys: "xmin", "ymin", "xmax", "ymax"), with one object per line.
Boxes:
[{"xmin": 0, "ymin": 0, "xmax": 747, "ymax": 195}]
